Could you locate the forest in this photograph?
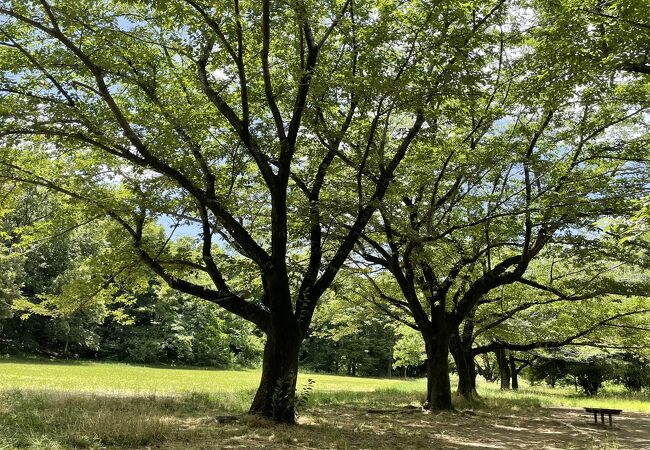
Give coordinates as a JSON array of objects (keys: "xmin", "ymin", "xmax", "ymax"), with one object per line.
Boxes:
[{"xmin": 0, "ymin": 0, "xmax": 649, "ymax": 448}]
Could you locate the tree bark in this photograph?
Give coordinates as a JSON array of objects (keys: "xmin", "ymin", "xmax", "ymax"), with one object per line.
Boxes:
[
  {"xmin": 496, "ymin": 347, "xmax": 511, "ymax": 390},
  {"xmin": 509, "ymin": 355, "xmax": 519, "ymax": 390},
  {"xmin": 450, "ymin": 318, "xmax": 478, "ymax": 400},
  {"xmin": 451, "ymin": 335, "xmax": 478, "ymax": 400},
  {"xmin": 424, "ymin": 332, "xmax": 453, "ymax": 410},
  {"xmin": 249, "ymin": 315, "xmax": 301, "ymax": 423}
]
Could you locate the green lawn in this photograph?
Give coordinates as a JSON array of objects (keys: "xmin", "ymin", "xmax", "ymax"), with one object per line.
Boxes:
[
  {"xmin": 1, "ymin": 357, "xmax": 648, "ymax": 413},
  {"xmin": 1, "ymin": 358, "xmax": 649, "ymax": 449},
  {"xmin": 0, "ymin": 357, "xmax": 427, "ymax": 412},
  {"xmin": 0, "ymin": 357, "xmax": 420, "ymax": 394}
]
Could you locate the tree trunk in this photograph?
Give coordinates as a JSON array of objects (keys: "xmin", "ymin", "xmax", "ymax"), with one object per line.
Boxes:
[
  {"xmin": 511, "ymin": 371, "xmax": 519, "ymax": 390},
  {"xmin": 451, "ymin": 345, "xmax": 478, "ymax": 400},
  {"xmin": 249, "ymin": 322, "xmax": 301, "ymax": 423},
  {"xmin": 450, "ymin": 332, "xmax": 478, "ymax": 400},
  {"xmin": 496, "ymin": 348, "xmax": 511, "ymax": 390},
  {"xmin": 424, "ymin": 332, "xmax": 453, "ymax": 410},
  {"xmin": 509, "ymin": 355, "xmax": 519, "ymax": 390}
]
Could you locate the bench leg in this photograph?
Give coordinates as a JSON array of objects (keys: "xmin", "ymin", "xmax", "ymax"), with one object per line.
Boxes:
[
  {"xmin": 609, "ymin": 414, "xmax": 612, "ymax": 426},
  {"xmin": 601, "ymin": 412, "xmax": 604, "ymax": 424},
  {"xmin": 594, "ymin": 412, "xmax": 597, "ymax": 423}
]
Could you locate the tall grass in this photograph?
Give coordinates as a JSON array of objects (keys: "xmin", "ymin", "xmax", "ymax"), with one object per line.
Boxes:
[{"xmin": 0, "ymin": 390, "xmax": 174, "ymax": 448}]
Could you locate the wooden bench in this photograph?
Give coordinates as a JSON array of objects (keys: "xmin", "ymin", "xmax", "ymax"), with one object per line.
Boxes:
[{"xmin": 584, "ymin": 407, "xmax": 622, "ymax": 426}]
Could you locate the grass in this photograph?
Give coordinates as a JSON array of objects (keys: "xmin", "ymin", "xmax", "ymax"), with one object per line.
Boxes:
[
  {"xmin": 0, "ymin": 357, "xmax": 425, "ymax": 411},
  {"xmin": 0, "ymin": 357, "xmax": 649, "ymax": 449},
  {"xmin": 2, "ymin": 356, "xmax": 648, "ymax": 412},
  {"xmin": 477, "ymin": 380, "xmax": 650, "ymax": 413},
  {"xmin": 0, "ymin": 390, "xmax": 175, "ymax": 448}
]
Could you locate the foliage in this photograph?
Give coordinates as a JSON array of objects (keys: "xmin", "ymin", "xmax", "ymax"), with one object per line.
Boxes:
[
  {"xmin": 0, "ymin": 248, "xmax": 23, "ymax": 320},
  {"xmin": 392, "ymin": 325, "xmax": 426, "ymax": 372},
  {"xmin": 0, "ymin": 0, "xmax": 509, "ymax": 419},
  {"xmin": 0, "ymin": 185, "xmax": 263, "ymax": 365},
  {"xmin": 302, "ymin": 288, "xmax": 394, "ymax": 377},
  {"xmin": 349, "ymin": 0, "xmax": 650, "ymax": 407},
  {"xmin": 99, "ymin": 287, "xmax": 264, "ymax": 367},
  {"xmin": 526, "ymin": 349, "xmax": 622, "ymax": 395},
  {"xmin": 0, "ymin": 0, "xmax": 649, "ymax": 420},
  {"xmin": 616, "ymin": 354, "xmax": 650, "ymax": 393},
  {"xmin": 296, "ymin": 378, "xmax": 315, "ymax": 410}
]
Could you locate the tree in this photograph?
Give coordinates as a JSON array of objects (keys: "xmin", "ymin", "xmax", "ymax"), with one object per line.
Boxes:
[
  {"xmin": 98, "ymin": 285, "xmax": 264, "ymax": 367},
  {"xmin": 468, "ymin": 248, "xmax": 650, "ymax": 390},
  {"xmin": 356, "ymin": 14, "xmax": 650, "ymax": 408},
  {"xmin": 0, "ymin": 0, "xmax": 494, "ymax": 421},
  {"xmin": 527, "ymin": 348, "xmax": 618, "ymax": 395},
  {"xmin": 0, "ymin": 245, "xmax": 23, "ymax": 321},
  {"xmin": 0, "ymin": 182, "xmax": 27, "ymax": 322},
  {"xmin": 392, "ymin": 324, "xmax": 427, "ymax": 377}
]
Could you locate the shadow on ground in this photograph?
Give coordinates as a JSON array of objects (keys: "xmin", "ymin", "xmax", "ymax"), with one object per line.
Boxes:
[
  {"xmin": 177, "ymin": 405, "xmax": 650, "ymax": 449},
  {"xmin": 1, "ymin": 390, "xmax": 648, "ymax": 449}
]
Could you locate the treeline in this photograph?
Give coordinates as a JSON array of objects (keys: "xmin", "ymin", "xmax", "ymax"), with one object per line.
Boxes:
[
  {"xmin": 528, "ymin": 351, "xmax": 650, "ymax": 395},
  {"xmin": 0, "ymin": 191, "xmax": 415, "ymax": 376},
  {"xmin": 0, "ymin": 195, "xmax": 260, "ymax": 366},
  {"xmin": 1, "ymin": 288, "xmax": 264, "ymax": 367},
  {"xmin": 0, "ymin": 218, "xmax": 401, "ymax": 376}
]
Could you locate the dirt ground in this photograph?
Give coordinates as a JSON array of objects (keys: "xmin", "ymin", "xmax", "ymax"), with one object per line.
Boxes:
[{"xmin": 166, "ymin": 406, "xmax": 650, "ymax": 450}]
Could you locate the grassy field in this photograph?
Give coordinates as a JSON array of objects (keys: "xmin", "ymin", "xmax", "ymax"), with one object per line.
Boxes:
[
  {"xmin": 1, "ymin": 357, "xmax": 649, "ymax": 449},
  {"xmin": 0, "ymin": 358, "xmax": 426, "ymax": 411},
  {"xmin": 1, "ymin": 357, "xmax": 648, "ymax": 412}
]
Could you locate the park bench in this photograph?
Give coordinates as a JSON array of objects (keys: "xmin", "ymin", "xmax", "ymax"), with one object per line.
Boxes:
[{"xmin": 584, "ymin": 407, "xmax": 622, "ymax": 426}]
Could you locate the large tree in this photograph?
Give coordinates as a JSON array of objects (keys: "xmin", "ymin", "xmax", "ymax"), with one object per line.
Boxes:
[
  {"xmin": 355, "ymin": 24, "xmax": 650, "ymax": 408},
  {"xmin": 0, "ymin": 0, "xmax": 507, "ymax": 421}
]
